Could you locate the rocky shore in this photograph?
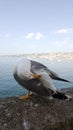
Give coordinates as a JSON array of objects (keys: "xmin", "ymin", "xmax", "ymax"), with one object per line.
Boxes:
[{"xmin": 0, "ymin": 87, "xmax": 73, "ymax": 130}]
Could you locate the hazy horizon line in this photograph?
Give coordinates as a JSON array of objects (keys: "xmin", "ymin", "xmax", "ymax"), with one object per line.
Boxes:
[{"xmin": 0, "ymin": 52, "xmax": 73, "ymax": 56}]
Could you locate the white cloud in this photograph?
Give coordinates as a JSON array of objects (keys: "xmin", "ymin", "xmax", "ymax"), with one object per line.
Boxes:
[
  {"xmin": 25, "ymin": 33, "xmax": 34, "ymax": 39},
  {"xmin": 55, "ymin": 28, "xmax": 72, "ymax": 34},
  {"xmin": 25, "ymin": 32, "xmax": 43, "ymax": 40},
  {"xmin": 35, "ymin": 32, "xmax": 43, "ymax": 40}
]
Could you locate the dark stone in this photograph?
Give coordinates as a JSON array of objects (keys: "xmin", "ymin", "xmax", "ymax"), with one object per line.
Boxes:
[{"xmin": 0, "ymin": 87, "xmax": 73, "ymax": 130}]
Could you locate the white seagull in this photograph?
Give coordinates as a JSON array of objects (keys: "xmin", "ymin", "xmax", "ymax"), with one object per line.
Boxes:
[{"xmin": 13, "ymin": 58, "xmax": 71, "ymax": 100}]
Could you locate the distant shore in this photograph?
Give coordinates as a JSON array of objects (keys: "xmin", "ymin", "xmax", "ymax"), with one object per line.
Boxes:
[{"xmin": 0, "ymin": 52, "xmax": 73, "ymax": 59}]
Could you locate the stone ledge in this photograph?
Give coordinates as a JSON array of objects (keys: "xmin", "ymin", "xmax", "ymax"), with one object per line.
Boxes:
[{"xmin": 0, "ymin": 87, "xmax": 73, "ymax": 130}]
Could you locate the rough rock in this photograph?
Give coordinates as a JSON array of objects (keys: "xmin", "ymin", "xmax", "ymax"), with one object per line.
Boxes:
[{"xmin": 0, "ymin": 88, "xmax": 73, "ymax": 130}]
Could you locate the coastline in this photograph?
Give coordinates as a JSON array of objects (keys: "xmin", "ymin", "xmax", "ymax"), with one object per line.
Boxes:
[{"xmin": 0, "ymin": 52, "xmax": 73, "ymax": 59}]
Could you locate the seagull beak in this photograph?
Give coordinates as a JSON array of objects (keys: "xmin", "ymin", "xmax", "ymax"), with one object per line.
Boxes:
[{"xmin": 32, "ymin": 74, "xmax": 41, "ymax": 79}]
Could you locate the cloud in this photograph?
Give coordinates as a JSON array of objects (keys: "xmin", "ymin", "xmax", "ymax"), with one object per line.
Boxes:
[
  {"xmin": 25, "ymin": 33, "xmax": 34, "ymax": 39},
  {"xmin": 35, "ymin": 32, "xmax": 43, "ymax": 40},
  {"xmin": 25, "ymin": 32, "xmax": 43, "ymax": 40},
  {"xmin": 55, "ymin": 28, "xmax": 72, "ymax": 34}
]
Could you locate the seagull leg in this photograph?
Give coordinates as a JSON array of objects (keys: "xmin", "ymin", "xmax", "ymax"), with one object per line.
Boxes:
[{"xmin": 19, "ymin": 91, "xmax": 33, "ymax": 100}]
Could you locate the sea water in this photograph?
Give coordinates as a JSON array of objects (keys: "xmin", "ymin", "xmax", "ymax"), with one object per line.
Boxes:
[{"xmin": 0, "ymin": 57, "xmax": 73, "ymax": 98}]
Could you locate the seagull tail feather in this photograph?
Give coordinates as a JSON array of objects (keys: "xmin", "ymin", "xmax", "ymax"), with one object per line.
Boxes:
[{"xmin": 52, "ymin": 91, "xmax": 71, "ymax": 100}]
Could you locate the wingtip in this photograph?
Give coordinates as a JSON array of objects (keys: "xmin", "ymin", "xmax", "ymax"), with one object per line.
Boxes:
[
  {"xmin": 55, "ymin": 77, "xmax": 72, "ymax": 83},
  {"xmin": 52, "ymin": 91, "xmax": 72, "ymax": 100}
]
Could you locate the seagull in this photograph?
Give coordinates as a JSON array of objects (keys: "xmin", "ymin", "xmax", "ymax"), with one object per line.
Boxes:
[{"xmin": 13, "ymin": 58, "xmax": 71, "ymax": 100}]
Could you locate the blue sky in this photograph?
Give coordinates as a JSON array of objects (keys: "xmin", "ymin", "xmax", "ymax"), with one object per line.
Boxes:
[{"xmin": 0, "ymin": 0, "xmax": 73, "ymax": 55}]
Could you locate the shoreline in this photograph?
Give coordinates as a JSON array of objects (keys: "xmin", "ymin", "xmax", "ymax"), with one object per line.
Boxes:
[{"xmin": 0, "ymin": 52, "xmax": 73, "ymax": 59}]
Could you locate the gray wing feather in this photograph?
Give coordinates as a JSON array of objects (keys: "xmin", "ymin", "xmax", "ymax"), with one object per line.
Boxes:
[
  {"xmin": 30, "ymin": 60, "xmax": 59, "ymax": 78},
  {"xmin": 30, "ymin": 60, "xmax": 70, "ymax": 82}
]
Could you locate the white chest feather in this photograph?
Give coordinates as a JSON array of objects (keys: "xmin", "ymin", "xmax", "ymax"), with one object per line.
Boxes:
[{"xmin": 17, "ymin": 59, "xmax": 32, "ymax": 79}]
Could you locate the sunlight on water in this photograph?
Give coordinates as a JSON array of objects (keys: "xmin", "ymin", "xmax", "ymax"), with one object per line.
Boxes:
[{"xmin": 0, "ymin": 57, "xmax": 73, "ymax": 98}]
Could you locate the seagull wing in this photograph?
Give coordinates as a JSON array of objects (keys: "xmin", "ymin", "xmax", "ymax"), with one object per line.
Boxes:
[
  {"xmin": 30, "ymin": 60, "xmax": 57, "ymax": 93},
  {"xmin": 47, "ymin": 69, "xmax": 70, "ymax": 82},
  {"xmin": 30, "ymin": 60, "xmax": 70, "ymax": 83}
]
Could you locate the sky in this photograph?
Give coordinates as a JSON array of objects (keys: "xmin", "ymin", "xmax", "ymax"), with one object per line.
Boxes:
[{"xmin": 0, "ymin": 0, "xmax": 73, "ymax": 55}]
